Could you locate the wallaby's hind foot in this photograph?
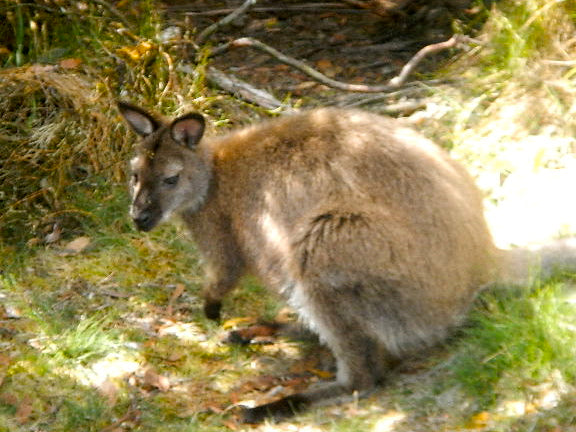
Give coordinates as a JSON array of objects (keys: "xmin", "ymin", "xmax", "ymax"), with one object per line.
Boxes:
[
  {"xmin": 240, "ymin": 381, "xmax": 373, "ymax": 424},
  {"xmin": 240, "ymin": 394, "xmax": 310, "ymax": 424}
]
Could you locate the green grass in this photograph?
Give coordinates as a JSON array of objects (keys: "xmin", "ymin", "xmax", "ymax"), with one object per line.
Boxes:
[{"xmin": 449, "ymin": 284, "xmax": 576, "ymax": 409}]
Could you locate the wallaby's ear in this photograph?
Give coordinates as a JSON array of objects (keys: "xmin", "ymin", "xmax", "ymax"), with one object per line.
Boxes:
[
  {"xmin": 118, "ymin": 101, "xmax": 160, "ymax": 136},
  {"xmin": 170, "ymin": 113, "xmax": 206, "ymax": 149}
]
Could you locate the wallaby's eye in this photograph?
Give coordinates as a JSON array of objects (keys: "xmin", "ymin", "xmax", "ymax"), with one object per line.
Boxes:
[
  {"xmin": 131, "ymin": 173, "xmax": 139, "ymax": 184},
  {"xmin": 163, "ymin": 174, "xmax": 180, "ymax": 186}
]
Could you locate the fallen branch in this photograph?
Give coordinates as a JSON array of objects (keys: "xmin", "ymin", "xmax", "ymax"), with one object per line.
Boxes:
[
  {"xmin": 196, "ymin": 0, "xmax": 258, "ymax": 46},
  {"xmin": 205, "ymin": 67, "xmax": 289, "ymax": 111},
  {"xmin": 215, "ymin": 35, "xmax": 480, "ymax": 93},
  {"xmin": 222, "ymin": 37, "xmax": 394, "ymax": 92},
  {"xmin": 389, "ymin": 35, "xmax": 473, "ymax": 87}
]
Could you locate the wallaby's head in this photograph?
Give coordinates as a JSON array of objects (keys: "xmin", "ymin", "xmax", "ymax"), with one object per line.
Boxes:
[{"xmin": 118, "ymin": 102, "xmax": 211, "ymax": 232}]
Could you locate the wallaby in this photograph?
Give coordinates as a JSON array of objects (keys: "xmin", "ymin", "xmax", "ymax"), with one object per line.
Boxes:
[{"xmin": 118, "ymin": 102, "xmax": 576, "ymax": 423}]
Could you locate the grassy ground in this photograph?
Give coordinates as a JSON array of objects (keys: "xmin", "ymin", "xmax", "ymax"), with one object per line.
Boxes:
[{"xmin": 2, "ymin": 0, "xmax": 576, "ymax": 431}]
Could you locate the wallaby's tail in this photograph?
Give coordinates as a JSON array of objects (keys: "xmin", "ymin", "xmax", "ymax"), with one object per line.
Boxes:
[{"xmin": 496, "ymin": 238, "xmax": 576, "ymax": 287}]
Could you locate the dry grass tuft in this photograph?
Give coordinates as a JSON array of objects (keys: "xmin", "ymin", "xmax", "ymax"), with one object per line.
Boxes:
[{"xmin": 0, "ymin": 66, "xmax": 130, "ymax": 243}]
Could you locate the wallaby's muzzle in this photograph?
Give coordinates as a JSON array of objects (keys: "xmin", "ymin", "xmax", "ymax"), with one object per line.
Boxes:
[
  {"xmin": 130, "ymin": 184, "xmax": 163, "ymax": 231},
  {"xmin": 132, "ymin": 211, "xmax": 156, "ymax": 231},
  {"xmin": 131, "ymin": 203, "xmax": 162, "ymax": 232}
]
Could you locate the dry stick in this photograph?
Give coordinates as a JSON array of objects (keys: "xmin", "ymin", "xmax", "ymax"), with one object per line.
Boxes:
[
  {"xmin": 196, "ymin": 0, "xmax": 258, "ymax": 46},
  {"xmin": 225, "ymin": 35, "xmax": 477, "ymax": 93},
  {"xmin": 389, "ymin": 35, "xmax": 464, "ymax": 87},
  {"xmin": 205, "ymin": 67, "xmax": 288, "ymax": 110}
]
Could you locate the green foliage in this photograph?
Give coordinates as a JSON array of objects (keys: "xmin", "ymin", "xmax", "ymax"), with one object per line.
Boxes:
[
  {"xmin": 451, "ymin": 284, "xmax": 576, "ymax": 406},
  {"xmin": 43, "ymin": 316, "xmax": 120, "ymax": 364},
  {"xmin": 0, "ymin": 0, "xmax": 216, "ymax": 246},
  {"xmin": 473, "ymin": 0, "xmax": 576, "ymax": 74}
]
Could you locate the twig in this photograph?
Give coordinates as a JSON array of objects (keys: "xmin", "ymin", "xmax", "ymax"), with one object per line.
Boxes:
[
  {"xmin": 219, "ymin": 35, "xmax": 479, "ymax": 93},
  {"xmin": 389, "ymin": 35, "xmax": 470, "ymax": 87},
  {"xmin": 205, "ymin": 66, "xmax": 290, "ymax": 111},
  {"xmin": 226, "ymin": 37, "xmax": 395, "ymax": 93},
  {"xmin": 196, "ymin": 0, "xmax": 257, "ymax": 46}
]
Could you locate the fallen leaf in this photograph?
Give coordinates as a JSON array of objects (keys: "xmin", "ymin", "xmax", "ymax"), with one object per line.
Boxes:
[
  {"xmin": 143, "ymin": 368, "xmax": 171, "ymax": 392},
  {"xmin": 307, "ymin": 368, "xmax": 334, "ymax": 380},
  {"xmin": 467, "ymin": 411, "xmax": 491, "ymax": 429},
  {"xmin": 16, "ymin": 396, "xmax": 33, "ymax": 425},
  {"xmin": 222, "ymin": 419, "xmax": 239, "ymax": 430},
  {"xmin": 0, "ymin": 354, "xmax": 11, "ymax": 369},
  {"xmin": 0, "ymin": 393, "xmax": 18, "ymax": 406},
  {"xmin": 226, "ymin": 323, "xmax": 280, "ymax": 345},
  {"xmin": 329, "ymin": 33, "xmax": 347, "ymax": 44},
  {"xmin": 272, "ymin": 64, "xmax": 291, "ymax": 72},
  {"xmin": 316, "ymin": 58, "xmax": 334, "ymax": 71},
  {"xmin": 264, "ymin": 17, "xmax": 278, "ymax": 28},
  {"xmin": 59, "ymin": 58, "xmax": 82, "ymax": 69},
  {"xmin": 294, "ymin": 81, "xmax": 318, "ymax": 91},
  {"xmin": 222, "ymin": 316, "xmax": 257, "ymax": 330},
  {"xmin": 1, "ymin": 305, "xmax": 21, "ymax": 319},
  {"xmin": 29, "ymin": 64, "xmax": 56, "ymax": 73},
  {"xmin": 166, "ymin": 283, "xmax": 186, "ymax": 316},
  {"xmin": 167, "ymin": 351, "xmax": 185, "ymax": 363},
  {"xmin": 99, "ymin": 378, "xmax": 119, "ymax": 406},
  {"xmin": 116, "ymin": 41, "xmax": 156, "ymax": 62},
  {"xmin": 61, "ymin": 236, "xmax": 91, "ymax": 254},
  {"xmin": 314, "ymin": 58, "xmax": 342, "ymax": 78}
]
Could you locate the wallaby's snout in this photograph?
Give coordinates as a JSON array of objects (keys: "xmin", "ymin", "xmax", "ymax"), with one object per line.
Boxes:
[
  {"xmin": 128, "ymin": 171, "xmax": 163, "ymax": 231},
  {"xmin": 131, "ymin": 206, "xmax": 159, "ymax": 232}
]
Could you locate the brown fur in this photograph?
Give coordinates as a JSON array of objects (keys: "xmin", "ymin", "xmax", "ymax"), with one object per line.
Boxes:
[{"xmin": 119, "ymin": 103, "xmax": 500, "ymax": 422}]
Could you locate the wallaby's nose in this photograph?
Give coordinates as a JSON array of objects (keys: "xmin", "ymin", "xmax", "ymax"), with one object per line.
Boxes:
[{"xmin": 133, "ymin": 210, "xmax": 155, "ymax": 232}]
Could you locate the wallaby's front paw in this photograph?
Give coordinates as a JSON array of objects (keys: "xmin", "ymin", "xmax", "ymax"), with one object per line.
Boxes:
[{"xmin": 203, "ymin": 300, "xmax": 222, "ymax": 321}]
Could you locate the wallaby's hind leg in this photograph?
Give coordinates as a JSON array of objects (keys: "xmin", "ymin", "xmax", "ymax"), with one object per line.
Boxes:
[{"xmin": 241, "ymin": 280, "xmax": 396, "ymax": 423}]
